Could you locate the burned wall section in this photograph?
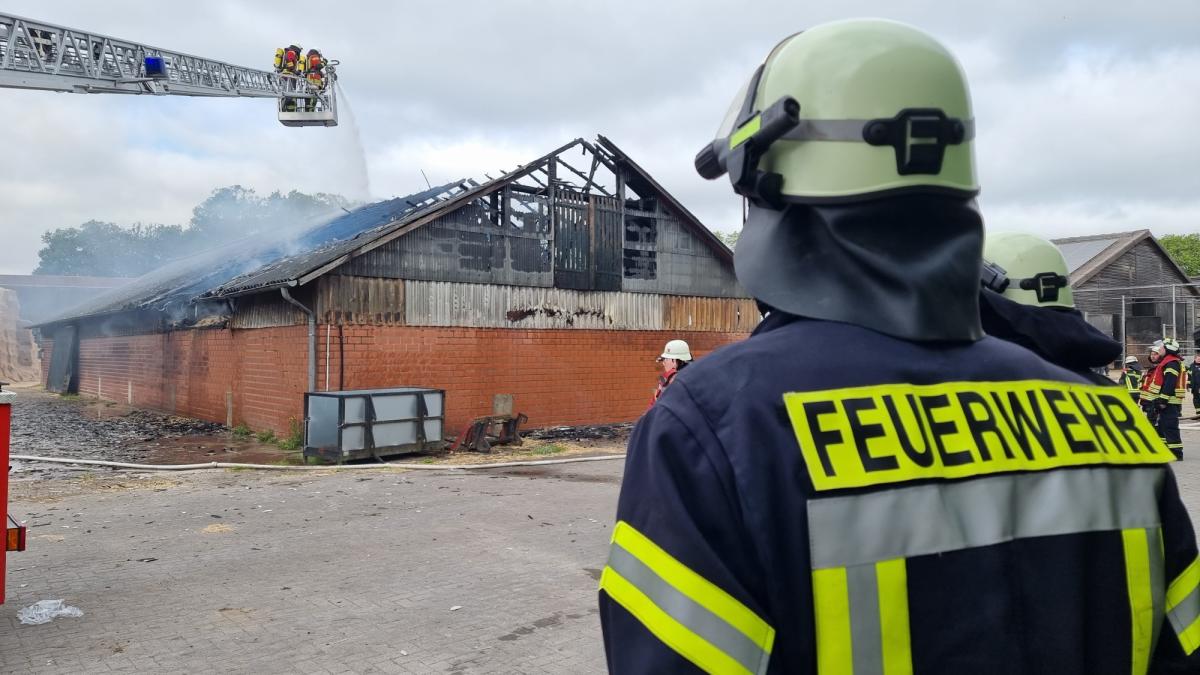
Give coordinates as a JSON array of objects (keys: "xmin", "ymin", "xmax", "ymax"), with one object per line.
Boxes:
[
  {"xmin": 344, "ymin": 188, "xmax": 553, "ymax": 288},
  {"xmin": 337, "ymin": 176, "xmax": 742, "ymax": 300},
  {"xmin": 402, "ymin": 280, "xmax": 758, "ymax": 332},
  {"xmin": 620, "ymin": 202, "xmax": 740, "ymax": 298},
  {"xmin": 229, "ymin": 293, "xmax": 307, "ymax": 329}
]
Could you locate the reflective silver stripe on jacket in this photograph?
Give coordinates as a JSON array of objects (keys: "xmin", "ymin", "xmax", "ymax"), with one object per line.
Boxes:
[{"xmin": 809, "ymin": 467, "xmax": 1165, "ymax": 569}]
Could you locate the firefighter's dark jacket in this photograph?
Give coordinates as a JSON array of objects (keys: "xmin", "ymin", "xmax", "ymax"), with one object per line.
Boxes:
[
  {"xmin": 599, "ymin": 311, "xmax": 1200, "ymax": 674},
  {"xmin": 979, "ymin": 288, "xmax": 1121, "ymax": 386}
]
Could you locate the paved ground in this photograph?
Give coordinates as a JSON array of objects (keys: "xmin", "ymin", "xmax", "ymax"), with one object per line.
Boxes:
[
  {"xmin": 3, "ymin": 462, "xmax": 622, "ymax": 674},
  {"xmin": 5, "ymin": 429, "xmax": 1200, "ymax": 674}
]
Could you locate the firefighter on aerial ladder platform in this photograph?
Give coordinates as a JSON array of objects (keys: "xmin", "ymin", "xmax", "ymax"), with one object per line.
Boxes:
[
  {"xmin": 304, "ymin": 49, "xmax": 327, "ymax": 112},
  {"xmin": 274, "ymin": 44, "xmax": 303, "ymax": 111}
]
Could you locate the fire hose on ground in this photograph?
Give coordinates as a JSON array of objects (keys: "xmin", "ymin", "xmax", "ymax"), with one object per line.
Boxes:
[{"xmin": 9, "ymin": 454, "xmax": 626, "ymax": 472}]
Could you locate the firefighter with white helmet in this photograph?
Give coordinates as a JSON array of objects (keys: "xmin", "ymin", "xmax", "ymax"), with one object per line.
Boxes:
[
  {"xmin": 650, "ymin": 339, "xmax": 692, "ymax": 407},
  {"xmin": 599, "ymin": 18, "xmax": 1200, "ymax": 672},
  {"xmin": 979, "ymin": 231, "xmax": 1120, "ymax": 385},
  {"xmin": 1146, "ymin": 338, "xmax": 1187, "ymax": 460}
]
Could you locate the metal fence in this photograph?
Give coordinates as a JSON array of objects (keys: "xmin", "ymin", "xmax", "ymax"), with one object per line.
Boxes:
[{"xmin": 1074, "ymin": 283, "xmax": 1200, "ymax": 361}]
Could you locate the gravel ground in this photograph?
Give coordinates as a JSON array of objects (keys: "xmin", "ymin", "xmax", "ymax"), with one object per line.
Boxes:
[
  {"xmin": 6, "ymin": 386, "xmax": 631, "ymax": 480},
  {"xmin": 8, "ymin": 387, "xmax": 234, "ymax": 479}
]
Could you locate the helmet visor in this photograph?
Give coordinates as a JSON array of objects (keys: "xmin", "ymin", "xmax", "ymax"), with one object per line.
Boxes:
[{"xmin": 715, "ymin": 74, "xmax": 756, "ymax": 139}]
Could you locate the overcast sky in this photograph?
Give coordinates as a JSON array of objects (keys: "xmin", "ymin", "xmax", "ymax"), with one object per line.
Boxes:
[{"xmin": 1, "ymin": 1, "xmax": 1197, "ymax": 274}]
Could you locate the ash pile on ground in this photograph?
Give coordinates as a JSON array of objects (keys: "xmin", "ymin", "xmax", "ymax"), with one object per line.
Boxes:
[
  {"xmin": 523, "ymin": 422, "xmax": 634, "ymax": 443},
  {"xmin": 9, "ymin": 388, "xmax": 227, "ymax": 478}
]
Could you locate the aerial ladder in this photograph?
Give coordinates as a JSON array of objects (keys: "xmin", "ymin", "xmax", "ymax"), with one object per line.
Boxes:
[
  {"xmin": 0, "ymin": 12, "xmax": 344, "ymax": 605},
  {"xmin": 0, "ymin": 12, "xmax": 338, "ymax": 126}
]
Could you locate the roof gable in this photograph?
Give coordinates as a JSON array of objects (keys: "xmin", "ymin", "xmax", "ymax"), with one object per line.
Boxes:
[{"xmin": 1051, "ymin": 229, "xmax": 1193, "ymax": 287}]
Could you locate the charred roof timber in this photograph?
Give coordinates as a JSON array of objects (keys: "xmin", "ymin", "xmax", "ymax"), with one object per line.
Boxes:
[{"xmin": 36, "ymin": 136, "xmax": 745, "ymax": 335}]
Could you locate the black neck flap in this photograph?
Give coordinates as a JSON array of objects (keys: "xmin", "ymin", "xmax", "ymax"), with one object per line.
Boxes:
[{"xmin": 735, "ymin": 194, "xmax": 984, "ymax": 342}]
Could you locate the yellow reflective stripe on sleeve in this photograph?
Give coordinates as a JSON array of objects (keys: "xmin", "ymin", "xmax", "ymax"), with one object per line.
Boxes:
[
  {"xmin": 1167, "ymin": 556, "xmax": 1200, "ymax": 655},
  {"xmin": 876, "ymin": 559, "xmax": 913, "ymax": 675},
  {"xmin": 612, "ymin": 522, "xmax": 775, "ymax": 653},
  {"xmin": 600, "ymin": 566, "xmax": 751, "ymax": 675},
  {"xmin": 813, "ymin": 567, "xmax": 853, "ymax": 674},
  {"xmin": 1167, "ymin": 558, "xmax": 1200, "ymax": 610},
  {"xmin": 601, "ymin": 521, "xmax": 774, "ymax": 674},
  {"xmin": 1122, "ymin": 528, "xmax": 1155, "ymax": 674}
]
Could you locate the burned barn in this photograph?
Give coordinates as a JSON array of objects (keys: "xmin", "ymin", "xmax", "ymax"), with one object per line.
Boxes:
[
  {"xmin": 1053, "ymin": 229, "xmax": 1200, "ymax": 356},
  {"xmin": 37, "ymin": 137, "xmax": 756, "ymax": 437}
]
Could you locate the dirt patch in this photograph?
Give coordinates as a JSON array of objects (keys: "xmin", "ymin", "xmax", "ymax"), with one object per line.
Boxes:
[
  {"xmin": 420, "ymin": 438, "xmax": 626, "ymax": 466},
  {"xmin": 136, "ymin": 435, "xmax": 293, "ymax": 466},
  {"xmin": 10, "ymin": 473, "xmax": 183, "ymax": 503},
  {"xmin": 202, "ymin": 523, "xmax": 235, "ymax": 534}
]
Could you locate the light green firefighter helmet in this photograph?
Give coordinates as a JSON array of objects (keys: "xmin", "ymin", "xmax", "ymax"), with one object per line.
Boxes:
[
  {"xmin": 983, "ymin": 232, "xmax": 1074, "ymax": 309},
  {"xmin": 695, "ymin": 18, "xmax": 979, "ymax": 204}
]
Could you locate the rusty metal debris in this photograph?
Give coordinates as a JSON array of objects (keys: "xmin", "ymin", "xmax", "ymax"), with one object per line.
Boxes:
[{"xmin": 450, "ymin": 414, "xmax": 528, "ymax": 453}]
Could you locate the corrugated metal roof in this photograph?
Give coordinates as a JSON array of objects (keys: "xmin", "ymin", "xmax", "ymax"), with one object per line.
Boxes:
[
  {"xmin": 1049, "ymin": 230, "xmax": 1161, "ymax": 286},
  {"xmin": 36, "ymin": 180, "xmax": 469, "ymax": 326},
  {"xmin": 1055, "ymin": 236, "xmax": 1123, "ymax": 274},
  {"xmin": 205, "ymin": 182, "xmax": 473, "ymax": 298}
]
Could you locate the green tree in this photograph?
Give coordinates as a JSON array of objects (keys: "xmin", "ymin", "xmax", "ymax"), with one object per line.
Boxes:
[
  {"xmin": 1159, "ymin": 234, "xmax": 1200, "ymax": 277},
  {"xmin": 715, "ymin": 229, "xmax": 740, "ymax": 250},
  {"xmin": 34, "ymin": 187, "xmax": 354, "ymax": 277},
  {"xmin": 188, "ymin": 186, "xmax": 352, "ymax": 241},
  {"xmin": 34, "ymin": 220, "xmax": 185, "ymax": 277}
]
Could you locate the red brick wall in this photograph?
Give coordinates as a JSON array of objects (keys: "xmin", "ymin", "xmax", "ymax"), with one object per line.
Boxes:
[{"xmin": 43, "ymin": 325, "xmax": 747, "ymax": 436}]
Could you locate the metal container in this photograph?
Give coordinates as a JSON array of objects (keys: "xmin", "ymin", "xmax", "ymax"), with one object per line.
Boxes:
[{"xmin": 304, "ymin": 387, "xmax": 446, "ymax": 463}]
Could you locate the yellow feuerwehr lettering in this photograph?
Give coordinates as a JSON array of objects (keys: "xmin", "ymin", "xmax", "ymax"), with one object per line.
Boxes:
[
  {"xmin": 784, "ymin": 380, "xmax": 1174, "ymax": 491},
  {"xmin": 1043, "ymin": 389, "xmax": 1101, "ymax": 455},
  {"xmin": 843, "ymin": 396, "xmax": 900, "ymax": 474}
]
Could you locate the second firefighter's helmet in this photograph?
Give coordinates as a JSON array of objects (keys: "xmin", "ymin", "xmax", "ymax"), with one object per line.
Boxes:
[
  {"xmin": 695, "ymin": 19, "xmax": 978, "ymax": 206},
  {"xmin": 982, "ymin": 232, "xmax": 1074, "ymax": 309}
]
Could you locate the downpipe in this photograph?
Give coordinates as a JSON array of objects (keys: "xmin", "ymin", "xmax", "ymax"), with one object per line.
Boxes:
[{"xmin": 280, "ymin": 286, "xmax": 316, "ymax": 393}]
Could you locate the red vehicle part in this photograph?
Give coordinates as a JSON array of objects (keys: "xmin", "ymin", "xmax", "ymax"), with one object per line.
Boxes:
[{"xmin": 1, "ymin": 390, "xmax": 23, "ymax": 605}]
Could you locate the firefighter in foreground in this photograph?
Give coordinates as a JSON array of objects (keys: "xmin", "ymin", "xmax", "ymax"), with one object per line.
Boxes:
[
  {"xmin": 1123, "ymin": 355, "xmax": 1145, "ymax": 403},
  {"xmin": 598, "ymin": 19, "xmax": 1200, "ymax": 673},
  {"xmin": 1145, "ymin": 338, "xmax": 1187, "ymax": 460},
  {"xmin": 979, "ymin": 231, "xmax": 1121, "ymax": 386}
]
